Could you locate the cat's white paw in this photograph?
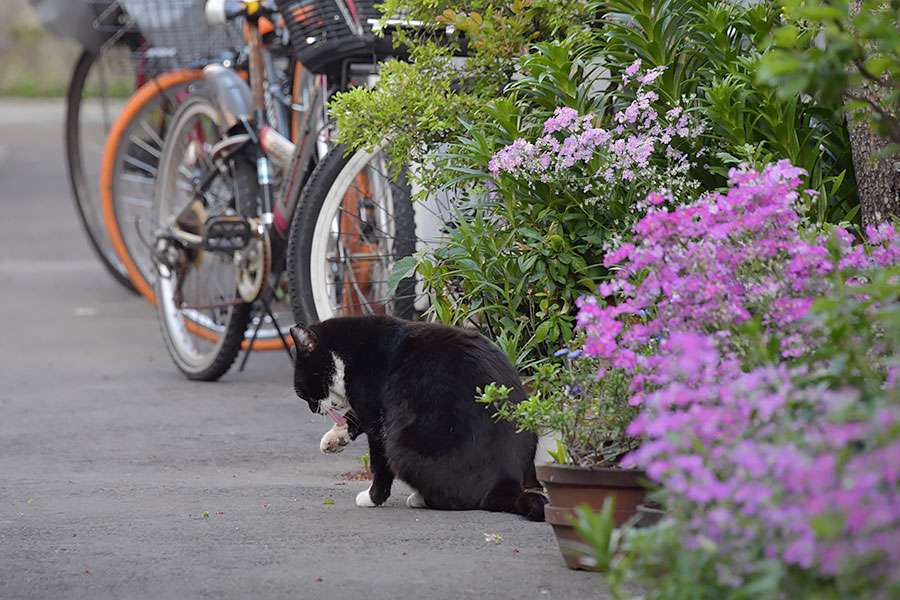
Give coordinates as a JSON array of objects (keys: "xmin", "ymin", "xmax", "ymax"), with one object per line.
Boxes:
[
  {"xmin": 320, "ymin": 423, "xmax": 351, "ymax": 454},
  {"xmin": 406, "ymin": 491, "xmax": 426, "ymax": 509},
  {"xmin": 356, "ymin": 486, "xmax": 377, "ymax": 508}
]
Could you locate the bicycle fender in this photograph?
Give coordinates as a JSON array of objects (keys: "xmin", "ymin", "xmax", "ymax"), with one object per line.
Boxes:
[{"xmin": 202, "ymin": 64, "xmax": 253, "ymax": 129}]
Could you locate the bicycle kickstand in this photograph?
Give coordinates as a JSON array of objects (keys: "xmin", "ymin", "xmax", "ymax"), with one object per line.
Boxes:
[{"xmin": 238, "ymin": 293, "xmax": 294, "ymax": 372}]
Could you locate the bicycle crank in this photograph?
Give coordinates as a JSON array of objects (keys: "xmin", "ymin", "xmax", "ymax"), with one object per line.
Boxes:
[{"xmin": 175, "ymin": 226, "xmax": 271, "ymax": 309}]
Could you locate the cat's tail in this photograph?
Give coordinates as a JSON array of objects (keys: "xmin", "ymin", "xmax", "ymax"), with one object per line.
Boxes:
[
  {"xmin": 484, "ymin": 478, "xmax": 548, "ymax": 521},
  {"xmin": 514, "ymin": 490, "xmax": 549, "ymax": 522},
  {"xmin": 515, "ymin": 464, "xmax": 548, "ymax": 521}
]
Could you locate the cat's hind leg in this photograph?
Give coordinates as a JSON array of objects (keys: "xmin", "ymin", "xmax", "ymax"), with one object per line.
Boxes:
[
  {"xmin": 482, "ymin": 477, "xmax": 548, "ymax": 521},
  {"xmin": 406, "ymin": 490, "xmax": 427, "ymax": 508}
]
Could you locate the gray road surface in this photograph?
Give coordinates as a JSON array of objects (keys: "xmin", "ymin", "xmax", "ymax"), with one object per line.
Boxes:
[{"xmin": 0, "ymin": 99, "xmax": 609, "ymax": 599}]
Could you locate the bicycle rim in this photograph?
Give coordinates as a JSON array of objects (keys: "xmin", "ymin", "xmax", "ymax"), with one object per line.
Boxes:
[{"xmin": 153, "ymin": 95, "xmax": 250, "ymax": 379}]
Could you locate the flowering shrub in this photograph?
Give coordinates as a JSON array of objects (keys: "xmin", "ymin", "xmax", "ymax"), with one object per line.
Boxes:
[
  {"xmin": 411, "ymin": 51, "xmax": 709, "ymax": 370},
  {"xmin": 579, "ymin": 160, "xmax": 899, "ymax": 395},
  {"xmin": 573, "ymin": 161, "xmax": 900, "ymax": 596},
  {"xmin": 489, "ymin": 61, "xmax": 703, "ymax": 212},
  {"xmin": 599, "ymin": 0, "xmax": 858, "ymax": 223},
  {"xmin": 625, "ymin": 329, "xmax": 900, "ymax": 594},
  {"xmin": 413, "ymin": 56, "xmax": 708, "ymax": 373},
  {"xmin": 329, "ymin": 0, "xmax": 601, "ymax": 193}
]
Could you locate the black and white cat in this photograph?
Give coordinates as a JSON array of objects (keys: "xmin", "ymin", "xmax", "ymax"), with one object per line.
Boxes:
[{"xmin": 290, "ymin": 315, "xmax": 546, "ymax": 521}]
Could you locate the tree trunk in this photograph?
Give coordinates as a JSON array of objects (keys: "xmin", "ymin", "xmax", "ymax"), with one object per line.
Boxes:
[
  {"xmin": 845, "ymin": 86, "xmax": 900, "ymax": 227},
  {"xmin": 844, "ymin": 0, "xmax": 900, "ymax": 228}
]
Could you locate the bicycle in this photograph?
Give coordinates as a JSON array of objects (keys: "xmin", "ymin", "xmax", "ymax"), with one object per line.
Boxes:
[
  {"xmin": 97, "ymin": 0, "xmax": 307, "ymax": 351},
  {"xmin": 62, "ymin": 0, "xmax": 241, "ymax": 294},
  {"xmin": 149, "ymin": 0, "xmax": 400, "ymax": 379}
]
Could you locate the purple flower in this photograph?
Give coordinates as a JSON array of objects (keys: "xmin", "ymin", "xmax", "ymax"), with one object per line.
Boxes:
[
  {"xmin": 625, "ymin": 58, "xmax": 642, "ymax": 78},
  {"xmin": 574, "ymin": 159, "xmax": 900, "ymax": 589}
]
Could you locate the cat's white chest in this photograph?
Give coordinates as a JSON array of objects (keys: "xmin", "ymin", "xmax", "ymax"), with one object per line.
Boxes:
[{"xmin": 327, "ymin": 352, "xmax": 348, "ymax": 408}]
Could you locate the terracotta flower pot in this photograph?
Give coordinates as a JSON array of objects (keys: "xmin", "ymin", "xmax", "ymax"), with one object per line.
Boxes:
[{"xmin": 536, "ymin": 463, "xmax": 647, "ymax": 570}]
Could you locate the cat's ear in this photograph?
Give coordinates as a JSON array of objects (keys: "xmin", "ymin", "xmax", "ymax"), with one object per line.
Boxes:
[{"xmin": 290, "ymin": 326, "xmax": 317, "ymax": 355}]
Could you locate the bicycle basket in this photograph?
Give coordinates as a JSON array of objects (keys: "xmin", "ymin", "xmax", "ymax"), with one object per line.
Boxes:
[
  {"xmin": 115, "ymin": 0, "xmax": 243, "ymax": 70},
  {"xmin": 275, "ymin": 0, "xmax": 381, "ymax": 66}
]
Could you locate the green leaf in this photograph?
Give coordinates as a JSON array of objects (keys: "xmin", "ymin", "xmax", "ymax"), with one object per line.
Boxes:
[
  {"xmin": 545, "ymin": 440, "xmax": 569, "ymax": 464},
  {"xmin": 757, "ymin": 53, "xmax": 802, "ymax": 79},
  {"xmin": 810, "ymin": 513, "xmax": 844, "ymax": 539},
  {"xmin": 865, "ymin": 55, "xmax": 894, "ymax": 78},
  {"xmin": 417, "ymin": 258, "xmax": 434, "ymax": 280},
  {"xmin": 534, "ymin": 320, "xmax": 551, "ymax": 343},
  {"xmin": 387, "ymin": 255, "xmax": 418, "ymax": 295},
  {"xmin": 843, "ymin": 204, "xmax": 860, "ymax": 223},
  {"xmin": 434, "ymin": 298, "xmax": 451, "ymax": 324},
  {"xmin": 796, "ymin": 5, "xmax": 845, "ymax": 21},
  {"xmin": 519, "ymin": 252, "xmax": 539, "ymax": 272},
  {"xmin": 773, "ymin": 25, "xmax": 800, "ymax": 48}
]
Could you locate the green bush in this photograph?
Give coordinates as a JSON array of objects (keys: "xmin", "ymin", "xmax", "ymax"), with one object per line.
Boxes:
[
  {"xmin": 481, "ymin": 347, "xmax": 639, "ymax": 466},
  {"xmin": 759, "ymin": 0, "xmax": 900, "ymax": 151},
  {"xmin": 344, "ymin": 1, "xmax": 862, "ymax": 377},
  {"xmin": 599, "ymin": 0, "xmax": 857, "ymax": 223},
  {"xmin": 329, "ymin": 0, "xmax": 600, "ymax": 192}
]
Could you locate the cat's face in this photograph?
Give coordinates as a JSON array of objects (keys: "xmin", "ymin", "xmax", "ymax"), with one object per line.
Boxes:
[{"xmin": 290, "ymin": 326, "xmax": 349, "ymax": 418}]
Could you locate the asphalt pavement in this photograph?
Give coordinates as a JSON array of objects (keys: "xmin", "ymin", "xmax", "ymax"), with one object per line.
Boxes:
[{"xmin": 0, "ymin": 98, "xmax": 610, "ymax": 600}]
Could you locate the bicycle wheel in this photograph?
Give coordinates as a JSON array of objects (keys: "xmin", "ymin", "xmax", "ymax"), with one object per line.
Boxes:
[
  {"xmin": 287, "ymin": 144, "xmax": 418, "ymax": 325},
  {"xmin": 152, "ymin": 93, "xmax": 253, "ymax": 381},
  {"xmin": 65, "ymin": 47, "xmax": 138, "ymax": 292},
  {"xmin": 100, "ymin": 68, "xmax": 206, "ymax": 303}
]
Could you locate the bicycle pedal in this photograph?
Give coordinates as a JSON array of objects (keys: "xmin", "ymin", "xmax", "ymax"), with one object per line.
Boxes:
[{"xmin": 203, "ymin": 216, "xmax": 253, "ymax": 252}]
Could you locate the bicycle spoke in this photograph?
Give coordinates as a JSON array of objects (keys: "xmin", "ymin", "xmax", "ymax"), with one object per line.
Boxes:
[
  {"xmin": 127, "ymin": 134, "xmax": 163, "ymax": 162},
  {"xmin": 122, "ymin": 195, "xmax": 153, "ymax": 208},
  {"xmin": 139, "ymin": 119, "xmax": 166, "ymax": 150},
  {"xmin": 121, "ymin": 173, "xmax": 156, "ymax": 186}
]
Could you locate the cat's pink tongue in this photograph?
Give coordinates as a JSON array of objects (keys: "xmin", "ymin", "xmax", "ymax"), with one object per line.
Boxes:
[{"xmin": 328, "ymin": 408, "xmax": 347, "ymax": 426}]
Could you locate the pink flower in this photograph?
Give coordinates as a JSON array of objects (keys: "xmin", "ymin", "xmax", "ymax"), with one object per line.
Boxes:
[
  {"xmin": 625, "ymin": 58, "xmax": 642, "ymax": 78},
  {"xmin": 574, "ymin": 159, "xmax": 900, "ymax": 590}
]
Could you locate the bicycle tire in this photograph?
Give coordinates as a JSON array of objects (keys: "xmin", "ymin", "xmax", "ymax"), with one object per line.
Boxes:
[
  {"xmin": 100, "ymin": 68, "xmax": 206, "ymax": 303},
  {"xmin": 152, "ymin": 93, "xmax": 252, "ymax": 381},
  {"xmin": 287, "ymin": 144, "xmax": 417, "ymax": 325},
  {"xmin": 65, "ymin": 48, "xmax": 138, "ymax": 293}
]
